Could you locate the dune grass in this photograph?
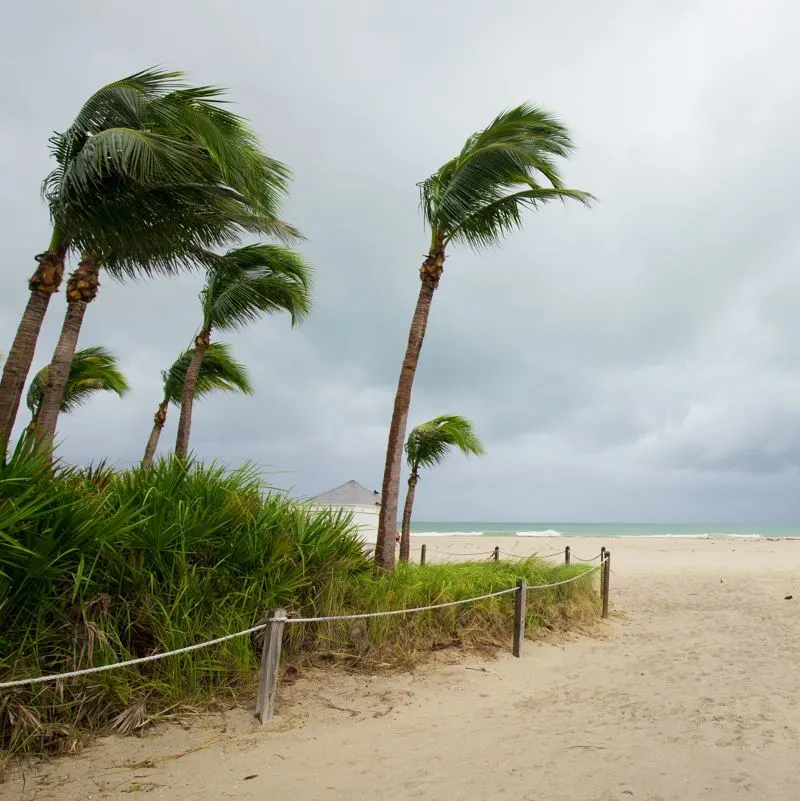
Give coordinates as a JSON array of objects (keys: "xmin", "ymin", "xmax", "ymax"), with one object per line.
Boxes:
[
  {"xmin": 285, "ymin": 560, "xmax": 599, "ymax": 669},
  {"xmin": 0, "ymin": 443, "xmax": 599, "ymax": 765}
]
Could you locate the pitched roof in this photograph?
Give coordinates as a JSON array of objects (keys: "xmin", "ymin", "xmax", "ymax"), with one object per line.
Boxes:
[{"xmin": 311, "ymin": 479, "xmax": 381, "ymax": 506}]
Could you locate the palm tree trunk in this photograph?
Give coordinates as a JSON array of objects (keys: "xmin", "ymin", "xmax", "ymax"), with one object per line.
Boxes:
[
  {"xmin": 399, "ymin": 471, "xmax": 418, "ymax": 563},
  {"xmin": 142, "ymin": 399, "xmax": 169, "ymax": 468},
  {"xmin": 375, "ymin": 237, "xmax": 445, "ymax": 570},
  {"xmin": 33, "ymin": 255, "xmax": 100, "ymax": 451},
  {"xmin": 0, "ymin": 251, "xmax": 65, "ymax": 444},
  {"xmin": 174, "ymin": 331, "xmax": 210, "ymax": 459}
]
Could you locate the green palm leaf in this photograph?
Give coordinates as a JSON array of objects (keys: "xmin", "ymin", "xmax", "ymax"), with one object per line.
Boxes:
[
  {"xmin": 26, "ymin": 346, "xmax": 128, "ymax": 420},
  {"xmin": 418, "ymin": 103, "xmax": 594, "ymax": 249},
  {"xmin": 161, "ymin": 342, "xmax": 253, "ymax": 406},
  {"xmin": 200, "ymin": 244, "xmax": 312, "ymax": 331},
  {"xmin": 44, "ymin": 67, "xmax": 301, "ymax": 280},
  {"xmin": 405, "ymin": 415, "xmax": 485, "ymax": 471}
]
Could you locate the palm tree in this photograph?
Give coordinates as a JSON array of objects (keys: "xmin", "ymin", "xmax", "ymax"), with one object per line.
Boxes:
[
  {"xmin": 174, "ymin": 244, "xmax": 311, "ymax": 458},
  {"xmin": 11, "ymin": 68, "xmax": 297, "ymax": 453},
  {"xmin": 399, "ymin": 416, "xmax": 484, "ymax": 562},
  {"xmin": 142, "ymin": 342, "xmax": 252, "ymax": 468},
  {"xmin": 25, "ymin": 346, "xmax": 128, "ymax": 431},
  {"xmin": 0, "ymin": 70, "xmax": 184, "ymax": 444},
  {"xmin": 374, "ymin": 105, "xmax": 592, "ymax": 569}
]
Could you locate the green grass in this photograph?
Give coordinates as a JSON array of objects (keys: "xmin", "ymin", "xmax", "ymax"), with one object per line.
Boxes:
[
  {"xmin": 0, "ymin": 442, "xmax": 599, "ymax": 765},
  {"xmin": 285, "ymin": 560, "xmax": 599, "ymax": 669}
]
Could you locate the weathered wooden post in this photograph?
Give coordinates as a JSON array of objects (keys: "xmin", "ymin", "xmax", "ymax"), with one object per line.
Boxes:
[
  {"xmin": 564, "ymin": 545, "xmax": 571, "ymax": 565},
  {"xmin": 602, "ymin": 551, "xmax": 611, "ymax": 619},
  {"xmin": 420, "ymin": 544, "xmax": 427, "ymax": 565},
  {"xmin": 493, "ymin": 546, "xmax": 500, "ymax": 562},
  {"xmin": 256, "ymin": 608, "xmax": 286, "ymax": 723},
  {"xmin": 599, "ymin": 546, "xmax": 606, "ymax": 600},
  {"xmin": 512, "ymin": 579, "xmax": 527, "ymax": 657}
]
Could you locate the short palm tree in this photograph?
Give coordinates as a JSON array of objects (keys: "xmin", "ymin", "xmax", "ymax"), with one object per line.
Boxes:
[
  {"xmin": 142, "ymin": 342, "xmax": 252, "ymax": 468},
  {"xmin": 374, "ymin": 104, "xmax": 592, "ymax": 569},
  {"xmin": 174, "ymin": 244, "xmax": 311, "ymax": 458},
  {"xmin": 25, "ymin": 346, "xmax": 128, "ymax": 431},
  {"xmin": 7, "ymin": 68, "xmax": 297, "ymax": 453},
  {"xmin": 399, "ymin": 416, "xmax": 484, "ymax": 562}
]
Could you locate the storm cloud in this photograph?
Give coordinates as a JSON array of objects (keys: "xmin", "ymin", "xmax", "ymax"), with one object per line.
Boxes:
[{"xmin": 3, "ymin": 0, "xmax": 800, "ymax": 522}]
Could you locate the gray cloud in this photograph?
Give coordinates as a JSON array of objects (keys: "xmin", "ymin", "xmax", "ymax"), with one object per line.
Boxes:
[{"xmin": 3, "ymin": 0, "xmax": 800, "ymax": 522}]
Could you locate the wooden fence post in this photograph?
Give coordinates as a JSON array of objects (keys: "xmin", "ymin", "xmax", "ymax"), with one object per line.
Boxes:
[
  {"xmin": 513, "ymin": 579, "xmax": 527, "ymax": 657},
  {"xmin": 420, "ymin": 544, "xmax": 427, "ymax": 566},
  {"xmin": 256, "ymin": 608, "xmax": 286, "ymax": 723},
  {"xmin": 493, "ymin": 546, "xmax": 500, "ymax": 562},
  {"xmin": 564, "ymin": 545, "xmax": 571, "ymax": 565},
  {"xmin": 599, "ymin": 546, "xmax": 606, "ymax": 600},
  {"xmin": 602, "ymin": 552, "xmax": 611, "ymax": 619}
]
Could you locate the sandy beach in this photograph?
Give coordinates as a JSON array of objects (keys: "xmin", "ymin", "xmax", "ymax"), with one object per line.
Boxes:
[{"xmin": 6, "ymin": 535, "xmax": 800, "ymax": 801}]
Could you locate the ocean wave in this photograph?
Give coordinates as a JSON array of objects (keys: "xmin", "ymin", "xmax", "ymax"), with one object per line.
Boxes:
[
  {"xmin": 515, "ymin": 529, "xmax": 563, "ymax": 537},
  {"xmin": 630, "ymin": 533, "xmax": 762, "ymax": 539}
]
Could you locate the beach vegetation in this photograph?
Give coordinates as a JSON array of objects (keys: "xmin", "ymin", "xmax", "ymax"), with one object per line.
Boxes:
[{"xmin": 0, "ymin": 449, "xmax": 597, "ymax": 764}]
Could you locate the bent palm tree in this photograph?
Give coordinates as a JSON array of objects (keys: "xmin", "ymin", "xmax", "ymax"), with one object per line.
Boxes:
[
  {"xmin": 375, "ymin": 104, "xmax": 593, "ymax": 568},
  {"xmin": 26, "ymin": 69, "xmax": 297, "ymax": 452},
  {"xmin": 142, "ymin": 342, "xmax": 252, "ymax": 468},
  {"xmin": 25, "ymin": 346, "xmax": 128, "ymax": 431},
  {"xmin": 400, "ymin": 416, "xmax": 484, "ymax": 562},
  {"xmin": 0, "ymin": 69, "xmax": 184, "ymax": 444},
  {"xmin": 174, "ymin": 244, "xmax": 311, "ymax": 458}
]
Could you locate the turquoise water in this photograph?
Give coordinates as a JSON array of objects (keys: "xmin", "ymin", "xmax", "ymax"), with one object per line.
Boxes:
[{"xmin": 408, "ymin": 522, "xmax": 800, "ymax": 539}]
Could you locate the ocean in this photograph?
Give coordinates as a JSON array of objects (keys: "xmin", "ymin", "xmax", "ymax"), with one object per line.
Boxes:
[{"xmin": 408, "ymin": 522, "xmax": 800, "ymax": 539}]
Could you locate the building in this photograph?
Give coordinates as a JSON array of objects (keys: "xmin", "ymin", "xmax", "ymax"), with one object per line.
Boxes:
[{"xmin": 309, "ymin": 479, "xmax": 381, "ymax": 542}]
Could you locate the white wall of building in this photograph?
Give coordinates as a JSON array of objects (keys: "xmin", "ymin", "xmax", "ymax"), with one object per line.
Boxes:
[{"xmin": 307, "ymin": 503, "xmax": 380, "ymax": 543}]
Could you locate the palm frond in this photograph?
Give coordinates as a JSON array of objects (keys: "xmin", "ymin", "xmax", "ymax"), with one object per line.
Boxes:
[
  {"xmin": 26, "ymin": 347, "xmax": 129, "ymax": 419},
  {"xmin": 43, "ymin": 66, "xmax": 300, "ymax": 279},
  {"xmin": 405, "ymin": 415, "xmax": 485, "ymax": 471},
  {"xmin": 200, "ymin": 244, "xmax": 312, "ymax": 331},
  {"xmin": 446, "ymin": 187, "xmax": 593, "ymax": 250},
  {"xmin": 162, "ymin": 342, "xmax": 253, "ymax": 406},
  {"xmin": 418, "ymin": 104, "xmax": 593, "ymax": 250}
]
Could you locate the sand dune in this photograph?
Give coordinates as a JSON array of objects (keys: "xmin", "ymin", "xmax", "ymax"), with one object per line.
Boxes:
[{"xmin": 7, "ymin": 536, "xmax": 800, "ymax": 801}]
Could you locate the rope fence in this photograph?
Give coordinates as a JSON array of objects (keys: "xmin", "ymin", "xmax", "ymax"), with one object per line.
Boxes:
[{"xmin": 0, "ymin": 548, "xmax": 612, "ymax": 725}]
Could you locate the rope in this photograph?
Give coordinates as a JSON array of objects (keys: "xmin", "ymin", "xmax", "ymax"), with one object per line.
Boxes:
[
  {"xmin": 499, "ymin": 549, "xmax": 565, "ymax": 560},
  {"xmin": 569, "ymin": 553, "xmax": 602, "ymax": 562},
  {"xmin": 0, "ymin": 623, "xmax": 268, "ymax": 690},
  {"xmin": 0, "ymin": 558, "xmax": 607, "ymax": 689}
]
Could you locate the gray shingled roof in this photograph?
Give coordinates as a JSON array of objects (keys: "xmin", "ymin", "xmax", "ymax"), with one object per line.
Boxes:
[{"xmin": 311, "ymin": 479, "xmax": 381, "ymax": 506}]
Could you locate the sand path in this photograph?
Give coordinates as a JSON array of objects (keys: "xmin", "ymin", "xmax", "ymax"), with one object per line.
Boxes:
[{"xmin": 5, "ymin": 537, "xmax": 800, "ymax": 801}]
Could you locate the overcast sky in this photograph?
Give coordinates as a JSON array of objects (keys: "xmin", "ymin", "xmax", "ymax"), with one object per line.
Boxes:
[{"xmin": 3, "ymin": 0, "xmax": 800, "ymax": 522}]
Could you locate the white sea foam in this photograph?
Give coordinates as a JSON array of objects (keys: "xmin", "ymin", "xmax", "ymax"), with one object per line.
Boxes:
[
  {"xmin": 630, "ymin": 533, "xmax": 762, "ymax": 539},
  {"xmin": 515, "ymin": 530, "xmax": 563, "ymax": 537}
]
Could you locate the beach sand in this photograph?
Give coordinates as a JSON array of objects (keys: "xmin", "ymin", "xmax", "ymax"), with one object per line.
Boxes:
[{"xmin": 6, "ymin": 535, "xmax": 800, "ymax": 801}]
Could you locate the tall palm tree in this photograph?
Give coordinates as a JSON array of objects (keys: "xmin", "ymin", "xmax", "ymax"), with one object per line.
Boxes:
[
  {"xmin": 142, "ymin": 342, "xmax": 252, "ymax": 468},
  {"xmin": 25, "ymin": 346, "xmax": 128, "ymax": 430},
  {"xmin": 374, "ymin": 104, "xmax": 593, "ymax": 569},
  {"xmin": 174, "ymin": 244, "xmax": 311, "ymax": 458},
  {"xmin": 0, "ymin": 70, "xmax": 186, "ymax": 444},
  {"xmin": 399, "ymin": 415, "xmax": 484, "ymax": 562},
  {"xmin": 13, "ymin": 68, "xmax": 297, "ymax": 453}
]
